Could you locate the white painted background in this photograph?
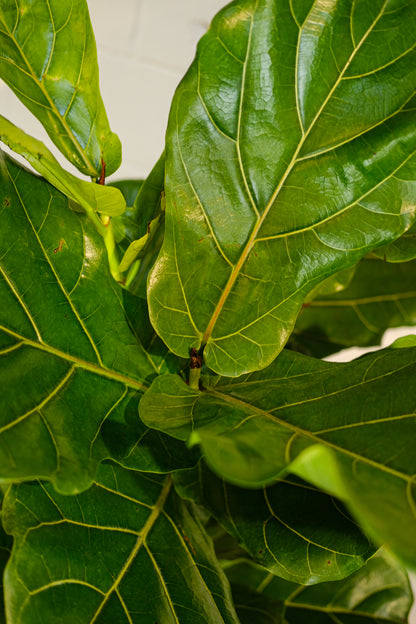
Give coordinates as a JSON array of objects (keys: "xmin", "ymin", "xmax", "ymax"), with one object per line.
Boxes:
[{"xmin": 0, "ymin": 0, "xmax": 415, "ymax": 618}]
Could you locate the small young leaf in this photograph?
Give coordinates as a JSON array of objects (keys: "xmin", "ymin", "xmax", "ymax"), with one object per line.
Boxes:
[
  {"xmin": 0, "ymin": 115, "xmax": 125, "ymax": 219},
  {"xmin": 119, "ymin": 212, "xmax": 164, "ymax": 273}
]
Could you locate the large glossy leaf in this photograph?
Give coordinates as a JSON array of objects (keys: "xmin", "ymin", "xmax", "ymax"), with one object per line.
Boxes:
[
  {"xmin": 174, "ymin": 462, "xmax": 375, "ymax": 585},
  {"xmin": 139, "ymin": 346, "xmax": 416, "ymax": 569},
  {"xmin": 290, "ymin": 259, "xmax": 416, "ymax": 357},
  {"xmin": 0, "ymin": 0, "xmax": 121, "ymax": 177},
  {"xmin": 0, "ymin": 151, "xmax": 199, "ymax": 493},
  {"xmin": 225, "ymin": 554, "xmax": 412, "ymax": 624},
  {"xmin": 3, "ymin": 463, "xmax": 240, "ymax": 624},
  {"xmin": 148, "ymin": 0, "xmax": 416, "ymax": 377}
]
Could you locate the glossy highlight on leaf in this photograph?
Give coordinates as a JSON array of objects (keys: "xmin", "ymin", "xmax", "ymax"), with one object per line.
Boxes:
[
  {"xmin": 148, "ymin": 0, "xmax": 416, "ymax": 376},
  {"xmin": 0, "ymin": 0, "xmax": 121, "ymax": 177},
  {"xmin": 140, "ymin": 346, "xmax": 416, "ymax": 569},
  {"xmin": 3, "ymin": 464, "xmax": 240, "ymax": 624}
]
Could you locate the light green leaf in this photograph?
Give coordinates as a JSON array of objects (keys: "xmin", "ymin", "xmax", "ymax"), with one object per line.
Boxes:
[
  {"xmin": 0, "ymin": 151, "xmax": 197, "ymax": 493},
  {"xmin": 148, "ymin": 0, "xmax": 416, "ymax": 376},
  {"xmin": 290, "ymin": 259, "xmax": 416, "ymax": 358},
  {"xmin": 0, "ymin": 0, "xmax": 121, "ymax": 177},
  {"xmin": 119, "ymin": 212, "xmax": 164, "ymax": 273},
  {"xmin": 174, "ymin": 462, "xmax": 375, "ymax": 585},
  {"xmin": 110, "ymin": 179, "xmax": 145, "ymax": 252},
  {"xmin": 132, "ymin": 151, "xmax": 165, "ymax": 240},
  {"xmin": 391, "ymin": 335, "xmax": 416, "ymax": 349},
  {"xmin": 3, "ymin": 464, "xmax": 240, "ymax": 624},
  {"xmin": 0, "ymin": 115, "xmax": 126, "ymax": 219},
  {"xmin": 225, "ymin": 554, "xmax": 413, "ymax": 624},
  {"xmin": 139, "ymin": 346, "xmax": 416, "ymax": 569}
]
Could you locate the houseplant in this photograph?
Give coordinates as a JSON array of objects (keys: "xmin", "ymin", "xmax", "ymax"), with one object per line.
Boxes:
[{"xmin": 1, "ymin": 0, "xmax": 416, "ymax": 621}]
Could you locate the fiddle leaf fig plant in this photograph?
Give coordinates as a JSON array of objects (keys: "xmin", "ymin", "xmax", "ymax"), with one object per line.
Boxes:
[{"xmin": 0, "ymin": 0, "xmax": 416, "ymax": 622}]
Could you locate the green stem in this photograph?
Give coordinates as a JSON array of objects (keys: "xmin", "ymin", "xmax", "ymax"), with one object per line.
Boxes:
[
  {"xmin": 124, "ymin": 259, "xmax": 141, "ymax": 290},
  {"xmin": 102, "ymin": 218, "xmax": 122, "ymax": 283},
  {"xmin": 189, "ymin": 366, "xmax": 201, "ymax": 390}
]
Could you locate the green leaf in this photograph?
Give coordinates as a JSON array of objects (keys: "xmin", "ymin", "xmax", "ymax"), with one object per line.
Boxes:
[
  {"xmin": 225, "ymin": 554, "xmax": 413, "ymax": 624},
  {"xmin": 122, "ymin": 290, "xmax": 188, "ymax": 377},
  {"xmin": 0, "ymin": 115, "xmax": 126, "ymax": 219},
  {"xmin": 119, "ymin": 212, "xmax": 164, "ymax": 273},
  {"xmin": 372, "ymin": 221, "xmax": 416, "ymax": 263},
  {"xmin": 290, "ymin": 259, "xmax": 416, "ymax": 358},
  {"xmin": 0, "ymin": 0, "xmax": 121, "ymax": 177},
  {"xmin": 148, "ymin": 0, "xmax": 416, "ymax": 376},
  {"xmin": 133, "ymin": 151, "xmax": 165, "ymax": 241},
  {"xmin": 3, "ymin": 464, "xmax": 240, "ymax": 624},
  {"xmin": 0, "ymin": 150, "xmax": 195, "ymax": 493},
  {"xmin": 174, "ymin": 462, "xmax": 375, "ymax": 585},
  {"xmin": 139, "ymin": 346, "xmax": 416, "ymax": 569},
  {"xmin": 109, "ymin": 180, "xmax": 144, "ymax": 211}
]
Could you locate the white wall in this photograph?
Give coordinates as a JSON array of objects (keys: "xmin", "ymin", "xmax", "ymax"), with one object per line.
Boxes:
[{"xmin": 1, "ymin": 0, "xmax": 415, "ymax": 618}]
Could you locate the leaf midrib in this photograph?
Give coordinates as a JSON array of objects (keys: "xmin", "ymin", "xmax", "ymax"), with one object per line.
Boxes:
[
  {"xmin": 0, "ymin": 8, "xmax": 95, "ymax": 174},
  {"xmin": 201, "ymin": 1, "xmax": 390, "ymax": 346},
  {"xmin": 206, "ymin": 356, "xmax": 416, "ymax": 483},
  {"xmin": 0, "ymin": 325, "xmax": 148, "ymax": 391},
  {"xmin": 88, "ymin": 475, "xmax": 172, "ymax": 624},
  {"xmin": 310, "ymin": 290, "xmax": 416, "ymax": 307}
]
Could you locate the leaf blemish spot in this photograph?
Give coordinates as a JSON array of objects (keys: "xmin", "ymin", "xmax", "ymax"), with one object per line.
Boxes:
[
  {"xmin": 54, "ymin": 239, "xmax": 65, "ymax": 253},
  {"xmin": 2, "ymin": 196, "xmax": 10, "ymax": 208}
]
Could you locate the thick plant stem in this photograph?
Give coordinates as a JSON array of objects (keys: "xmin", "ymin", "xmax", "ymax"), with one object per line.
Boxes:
[{"xmin": 189, "ymin": 366, "xmax": 201, "ymax": 390}]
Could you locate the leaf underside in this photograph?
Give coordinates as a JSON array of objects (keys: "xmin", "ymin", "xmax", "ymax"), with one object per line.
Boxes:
[
  {"xmin": 140, "ymin": 345, "xmax": 416, "ymax": 569},
  {"xmin": 3, "ymin": 464, "xmax": 240, "ymax": 624},
  {"xmin": 174, "ymin": 462, "xmax": 375, "ymax": 585},
  {"xmin": 225, "ymin": 554, "xmax": 412, "ymax": 624}
]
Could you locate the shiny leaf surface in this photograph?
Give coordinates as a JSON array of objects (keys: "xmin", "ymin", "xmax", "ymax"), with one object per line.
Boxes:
[
  {"xmin": 372, "ymin": 221, "xmax": 416, "ymax": 263},
  {"xmin": 0, "ymin": 115, "xmax": 126, "ymax": 218},
  {"xmin": 140, "ymin": 346, "xmax": 416, "ymax": 568},
  {"xmin": 0, "ymin": 151, "xmax": 189, "ymax": 493},
  {"xmin": 290, "ymin": 259, "xmax": 416, "ymax": 357},
  {"xmin": 225, "ymin": 554, "xmax": 412, "ymax": 624},
  {"xmin": 174, "ymin": 462, "xmax": 375, "ymax": 585},
  {"xmin": 3, "ymin": 464, "xmax": 239, "ymax": 624},
  {"xmin": 148, "ymin": 0, "xmax": 416, "ymax": 376},
  {"xmin": 0, "ymin": 0, "xmax": 121, "ymax": 177}
]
